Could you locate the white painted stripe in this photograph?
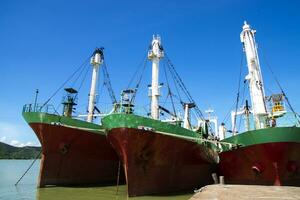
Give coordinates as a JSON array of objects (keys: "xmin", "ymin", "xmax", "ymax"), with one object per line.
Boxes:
[{"xmin": 60, "ymin": 124, "xmax": 106, "ymax": 135}]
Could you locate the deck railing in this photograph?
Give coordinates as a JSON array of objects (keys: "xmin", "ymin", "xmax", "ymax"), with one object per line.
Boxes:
[{"xmin": 22, "ymin": 103, "xmax": 60, "ymax": 115}]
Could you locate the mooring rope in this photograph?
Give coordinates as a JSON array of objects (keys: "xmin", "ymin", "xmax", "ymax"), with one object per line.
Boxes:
[
  {"xmin": 115, "ymin": 160, "xmax": 121, "ymax": 198},
  {"xmin": 15, "ymin": 150, "xmax": 42, "ymax": 186}
]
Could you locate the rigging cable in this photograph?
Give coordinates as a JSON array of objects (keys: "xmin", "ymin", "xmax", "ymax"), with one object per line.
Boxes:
[
  {"xmin": 232, "ymin": 53, "xmax": 244, "ymax": 133},
  {"xmin": 261, "ymin": 51, "xmax": 300, "ymax": 124},
  {"xmin": 164, "ymin": 53, "xmax": 205, "ymax": 121},
  {"xmin": 126, "ymin": 53, "xmax": 148, "ymax": 89},
  {"xmin": 129, "ymin": 57, "xmax": 148, "ymax": 105},
  {"xmin": 222, "ymin": 103, "xmax": 236, "ymax": 125},
  {"xmin": 164, "ymin": 53, "xmax": 216, "ymax": 134},
  {"xmin": 165, "ymin": 58, "xmax": 182, "ymax": 104},
  {"xmin": 75, "ymin": 63, "xmax": 91, "ymax": 97},
  {"xmin": 71, "ymin": 61, "xmax": 90, "ymax": 89},
  {"xmin": 102, "ymin": 61, "xmax": 117, "ymax": 104},
  {"xmin": 40, "ymin": 54, "xmax": 92, "ymax": 110},
  {"xmin": 56, "ymin": 63, "xmax": 91, "ymax": 113},
  {"xmin": 162, "ymin": 60, "xmax": 177, "ymax": 117}
]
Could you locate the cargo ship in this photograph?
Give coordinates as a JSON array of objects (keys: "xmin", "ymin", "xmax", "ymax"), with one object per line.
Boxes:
[
  {"xmin": 218, "ymin": 22, "xmax": 300, "ymax": 186},
  {"xmin": 22, "ymin": 48, "xmax": 124, "ymax": 187},
  {"xmin": 102, "ymin": 36, "xmax": 221, "ymax": 197}
]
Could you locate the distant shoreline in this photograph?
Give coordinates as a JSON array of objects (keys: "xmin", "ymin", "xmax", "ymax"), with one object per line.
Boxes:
[
  {"xmin": 0, "ymin": 158, "xmax": 41, "ymax": 160},
  {"xmin": 0, "ymin": 141, "xmax": 41, "ymax": 159}
]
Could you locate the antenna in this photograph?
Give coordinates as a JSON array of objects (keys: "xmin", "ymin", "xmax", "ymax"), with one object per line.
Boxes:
[{"xmin": 33, "ymin": 89, "xmax": 39, "ymax": 112}]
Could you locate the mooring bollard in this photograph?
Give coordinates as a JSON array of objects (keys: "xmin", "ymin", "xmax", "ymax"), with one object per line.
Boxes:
[
  {"xmin": 219, "ymin": 176, "xmax": 225, "ymax": 185},
  {"xmin": 212, "ymin": 173, "xmax": 218, "ymax": 184}
]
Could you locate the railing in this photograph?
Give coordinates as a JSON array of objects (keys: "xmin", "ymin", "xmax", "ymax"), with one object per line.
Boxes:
[
  {"xmin": 114, "ymin": 103, "xmax": 185, "ymax": 119},
  {"xmin": 22, "ymin": 103, "xmax": 60, "ymax": 115},
  {"xmin": 231, "ymin": 112, "xmax": 300, "ymax": 136},
  {"xmin": 275, "ymin": 112, "xmax": 300, "ymax": 127},
  {"xmin": 113, "ymin": 103, "xmax": 149, "ymax": 117}
]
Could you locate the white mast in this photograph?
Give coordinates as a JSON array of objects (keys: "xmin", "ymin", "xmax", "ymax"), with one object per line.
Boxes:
[
  {"xmin": 148, "ymin": 35, "xmax": 164, "ymax": 120},
  {"xmin": 240, "ymin": 21, "xmax": 268, "ymax": 129},
  {"xmin": 87, "ymin": 48, "xmax": 104, "ymax": 122}
]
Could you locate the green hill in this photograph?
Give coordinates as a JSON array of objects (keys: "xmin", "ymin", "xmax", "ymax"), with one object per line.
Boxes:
[{"xmin": 0, "ymin": 141, "xmax": 41, "ymax": 159}]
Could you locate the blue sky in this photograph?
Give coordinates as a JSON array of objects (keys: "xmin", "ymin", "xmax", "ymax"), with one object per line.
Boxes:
[{"xmin": 0, "ymin": 0, "xmax": 300, "ymax": 146}]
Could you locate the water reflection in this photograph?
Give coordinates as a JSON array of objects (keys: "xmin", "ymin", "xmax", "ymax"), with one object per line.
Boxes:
[
  {"xmin": 36, "ymin": 185, "xmax": 193, "ymax": 200},
  {"xmin": 0, "ymin": 160, "xmax": 192, "ymax": 200}
]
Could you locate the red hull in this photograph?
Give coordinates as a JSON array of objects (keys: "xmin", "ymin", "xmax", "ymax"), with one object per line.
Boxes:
[
  {"xmin": 107, "ymin": 128, "xmax": 218, "ymax": 197},
  {"xmin": 30, "ymin": 123, "xmax": 124, "ymax": 187},
  {"xmin": 218, "ymin": 142, "xmax": 300, "ymax": 186}
]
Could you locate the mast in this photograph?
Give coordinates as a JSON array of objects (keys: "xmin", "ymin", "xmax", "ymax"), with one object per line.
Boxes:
[
  {"xmin": 148, "ymin": 35, "xmax": 164, "ymax": 120},
  {"xmin": 33, "ymin": 89, "xmax": 39, "ymax": 112},
  {"xmin": 87, "ymin": 48, "xmax": 104, "ymax": 122},
  {"xmin": 240, "ymin": 21, "xmax": 268, "ymax": 129}
]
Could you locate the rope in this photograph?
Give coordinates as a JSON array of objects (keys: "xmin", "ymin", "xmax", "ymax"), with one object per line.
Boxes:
[
  {"xmin": 222, "ymin": 103, "xmax": 236, "ymax": 124},
  {"xmin": 162, "ymin": 61, "xmax": 177, "ymax": 117},
  {"xmin": 15, "ymin": 150, "xmax": 42, "ymax": 186},
  {"xmin": 57, "ymin": 62, "xmax": 91, "ymax": 115},
  {"xmin": 78, "ymin": 65, "xmax": 90, "ymax": 91},
  {"xmin": 74, "ymin": 63, "xmax": 91, "ymax": 101},
  {"xmin": 164, "ymin": 53, "xmax": 218, "ymax": 134},
  {"xmin": 164, "ymin": 53, "xmax": 205, "ymax": 120},
  {"xmin": 102, "ymin": 61, "xmax": 117, "ymax": 104},
  {"xmin": 115, "ymin": 160, "xmax": 121, "ymax": 197},
  {"xmin": 126, "ymin": 53, "xmax": 147, "ymax": 89},
  {"xmin": 232, "ymin": 53, "xmax": 244, "ymax": 133},
  {"xmin": 71, "ymin": 61, "xmax": 90, "ymax": 89},
  {"xmin": 96, "ymin": 72, "xmax": 105, "ymax": 109},
  {"xmin": 164, "ymin": 59, "xmax": 182, "ymax": 104},
  {"xmin": 261, "ymin": 50, "xmax": 300, "ymax": 124},
  {"xmin": 40, "ymin": 55, "xmax": 92, "ymax": 110},
  {"xmin": 129, "ymin": 57, "xmax": 148, "ymax": 105}
]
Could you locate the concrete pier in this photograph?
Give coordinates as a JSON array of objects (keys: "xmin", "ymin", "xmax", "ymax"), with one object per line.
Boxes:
[{"xmin": 190, "ymin": 185, "xmax": 300, "ymax": 200}]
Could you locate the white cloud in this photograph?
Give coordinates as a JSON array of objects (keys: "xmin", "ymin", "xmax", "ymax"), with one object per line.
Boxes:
[
  {"xmin": 10, "ymin": 140, "xmax": 17, "ymax": 145},
  {"xmin": 0, "ymin": 121, "xmax": 41, "ymax": 147},
  {"xmin": 25, "ymin": 141, "xmax": 34, "ymax": 146},
  {"xmin": 10, "ymin": 140, "xmax": 25, "ymax": 147},
  {"xmin": 9, "ymin": 140, "xmax": 39, "ymax": 147},
  {"xmin": 0, "ymin": 136, "xmax": 6, "ymax": 142}
]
